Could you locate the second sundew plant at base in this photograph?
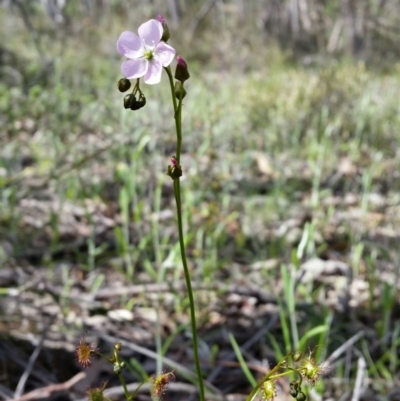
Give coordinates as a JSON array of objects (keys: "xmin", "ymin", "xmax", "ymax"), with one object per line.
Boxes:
[{"xmin": 75, "ymin": 15, "xmax": 325, "ymax": 401}]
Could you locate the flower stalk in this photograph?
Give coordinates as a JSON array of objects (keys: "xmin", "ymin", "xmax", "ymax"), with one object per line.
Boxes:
[
  {"xmin": 164, "ymin": 64, "xmax": 206, "ymax": 401},
  {"xmin": 115, "ymin": 17, "xmax": 206, "ymax": 401}
]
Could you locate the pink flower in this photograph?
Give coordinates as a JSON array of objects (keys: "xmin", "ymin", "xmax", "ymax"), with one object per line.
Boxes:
[{"xmin": 117, "ymin": 19, "xmax": 176, "ymax": 85}]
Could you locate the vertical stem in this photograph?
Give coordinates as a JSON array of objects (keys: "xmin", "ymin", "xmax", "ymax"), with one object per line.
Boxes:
[
  {"xmin": 117, "ymin": 373, "xmax": 131, "ymax": 400},
  {"xmin": 173, "ymin": 179, "xmax": 205, "ymax": 400},
  {"xmin": 164, "ymin": 66, "xmax": 206, "ymax": 401}
]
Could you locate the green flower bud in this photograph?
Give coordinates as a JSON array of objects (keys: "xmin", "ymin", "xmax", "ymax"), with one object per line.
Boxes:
[
  {"xmin": 118, "ymin": 78, "xmax": 131, "ymax": 92},
  {"xmin": 261, "ymin": 380, "xmax": 277, "ymax": 400},
  {"xmin": 87, "ymin": 383, "xmax": 107, "ymax": 401},
  {"xmin": 174, "ymin": 56, "xmax": 190, "ymax": 82},
  {"xmin": 113, "ymin": 362, "xmax": 122, "ymax": 375},
  {"xmin": 174, "ymin": 81, "xmax": 187, "ymax": 100}
]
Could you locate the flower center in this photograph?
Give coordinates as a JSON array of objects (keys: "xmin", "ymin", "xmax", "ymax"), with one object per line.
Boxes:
[
  {"xmin": 143, "ymin": 39, "xmax": 156, "ymax": 60},
  {"xmin": 144, "ymin": 49, "xmax": 154, "ymax": 60}
]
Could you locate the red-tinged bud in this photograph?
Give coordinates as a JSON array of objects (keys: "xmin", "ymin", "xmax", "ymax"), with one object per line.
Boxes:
[
  {"xmin": 167, "ymin": 156, "xmax": 182, "ymax": 180},
  {"xmin": 175, "ymin": 56, "xmax": 190, "ymax": 82},
  {"xmin": 177, "ymin": 55, "xmax": 187, "ymax": 68},
  {"xmin": 170, "ymin": 156, "xmax": 178, "ymax": 167},
  {"xmin": 157, "ymin": 15, "xmax": 170, "ymax": 42}
]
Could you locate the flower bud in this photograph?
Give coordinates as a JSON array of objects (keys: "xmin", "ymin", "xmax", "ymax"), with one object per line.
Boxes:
[
  {"xmin": 130, "ymin": 100, "xmax": 141, "ymax": 111},
  {"xmin": 299, "ymin": 355, "xmax": 323, "ymax": 385},
  {"xmin": 138, "ymin": 96, "xmax": 146, "ymax": 109},
  {"xmin": 87, "ymin": 383, "xmax": 107, "ymax": 401},
  {"xmin": 167, "ymin": 156, "xmax": 182, "ymax": 180},
  {"xmin": 124, "ymin": 94, "xmax": 135, "ymax": 109},
  {"xmin": 157, "ymin": 15, "xmax": 170, "ymax": 42},
  {"xmin": 174, "ymin": 81, "xmax": 187, "ymax": 99},
  {"xmin": 297, "ymin": 392, "xmax": 307, "ymax": 401},
  {"xmin": 261, "ymin": 380, "xmax": 277, "ymax": 400},
  {"xmin": 170, "ymin": 156, "xmax": 178, "ymax": 168},
  {"xmin": 118, "ymin": 78, "xmax": 131, "ymax": 92},
  {"xmin": 123, "ymin": 94, "xmax": 145, "ymax": 111},
  {"xmin": 174, "ymin": 56, "xmax": 190, "ymax": 82},
  {"xmin": 113, "ymin": 362, "xmax": 123, "ymax": 375},
  {"xmin": 290, "ymin": 381, "xmax": 300, "ymax": 397}
]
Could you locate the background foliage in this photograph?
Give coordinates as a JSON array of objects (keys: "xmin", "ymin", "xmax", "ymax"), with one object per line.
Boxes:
[{"xmin": 1, "ymin": 1, "xmax": 400, "ymax": 400}]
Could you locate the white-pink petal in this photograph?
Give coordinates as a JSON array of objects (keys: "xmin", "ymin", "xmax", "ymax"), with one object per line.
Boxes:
[
  {"xmin": 121, "ymin": 59, "xmax": 148, "ymax": 79},
  {"xmin": 155, "ymin": 42, "xmax": 176, "ymax": 67},
  {"xmin": 144, "ymin": 59, "xmax": 163, "ymax": 85},
  {"xmin": 117, "ymin": 31, "xmax": 144, "ymax": 58},
  {"xmin": 138, "ymin": 19, "xmax": 162, "ymax": 49}
]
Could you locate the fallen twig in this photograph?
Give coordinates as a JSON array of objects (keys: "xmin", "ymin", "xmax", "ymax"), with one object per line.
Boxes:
[{"xmin": 9, "ymin": 372, "xmax": 86, "ymax": 401}]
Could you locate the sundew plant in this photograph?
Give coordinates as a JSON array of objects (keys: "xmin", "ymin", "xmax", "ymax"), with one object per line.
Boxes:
[{"xmin": 75, "ymin": 16, "xmax": 324, "ymax": 401}]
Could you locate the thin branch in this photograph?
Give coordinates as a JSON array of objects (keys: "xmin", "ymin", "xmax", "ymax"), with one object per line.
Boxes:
[
  {"xmin": 324, "ymin": 330, "xmax": 364, "ymax": 367},
  {"xmin": 351, "ymin": 356, "xmax": 367, "ymax": 401},
  {"xmin": 9, "ymin": 372, "xmax": 86, "ymax": 401},
  {"xmin": 14, "ymin": 317, "xmax": 56, "ymax": 397}
]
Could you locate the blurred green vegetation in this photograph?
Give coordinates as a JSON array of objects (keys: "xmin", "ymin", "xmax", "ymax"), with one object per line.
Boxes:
[{"xmin": 1, "ymin": 0, "xmax": 400, "ymax": 398}]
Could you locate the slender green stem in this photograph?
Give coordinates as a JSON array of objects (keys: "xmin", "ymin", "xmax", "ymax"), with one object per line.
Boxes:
[
  {"xmin": 165, "ymin": 67, "xmax": 178, "ymax": 114},
  {"xmin": 173, "ymin": 179, "xmax": 205, "ymax": 400},
  {"xmin": 165, "ymin": 66, "xmax": 183, "ymax": 162},
  {"xmin": 164, "ymin": 66, "xmax": 206, "ymax": 401},
  {"xmin": 245, "ymin": 353, "xmax": 294, "ymax": 401},
  {"xmin": 117, "ymin": 373, "xmax": 131, "ymax": 401},
  {"xmin": 110, "ymin": 348, "xmax": 132, "ymax": 400}
]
